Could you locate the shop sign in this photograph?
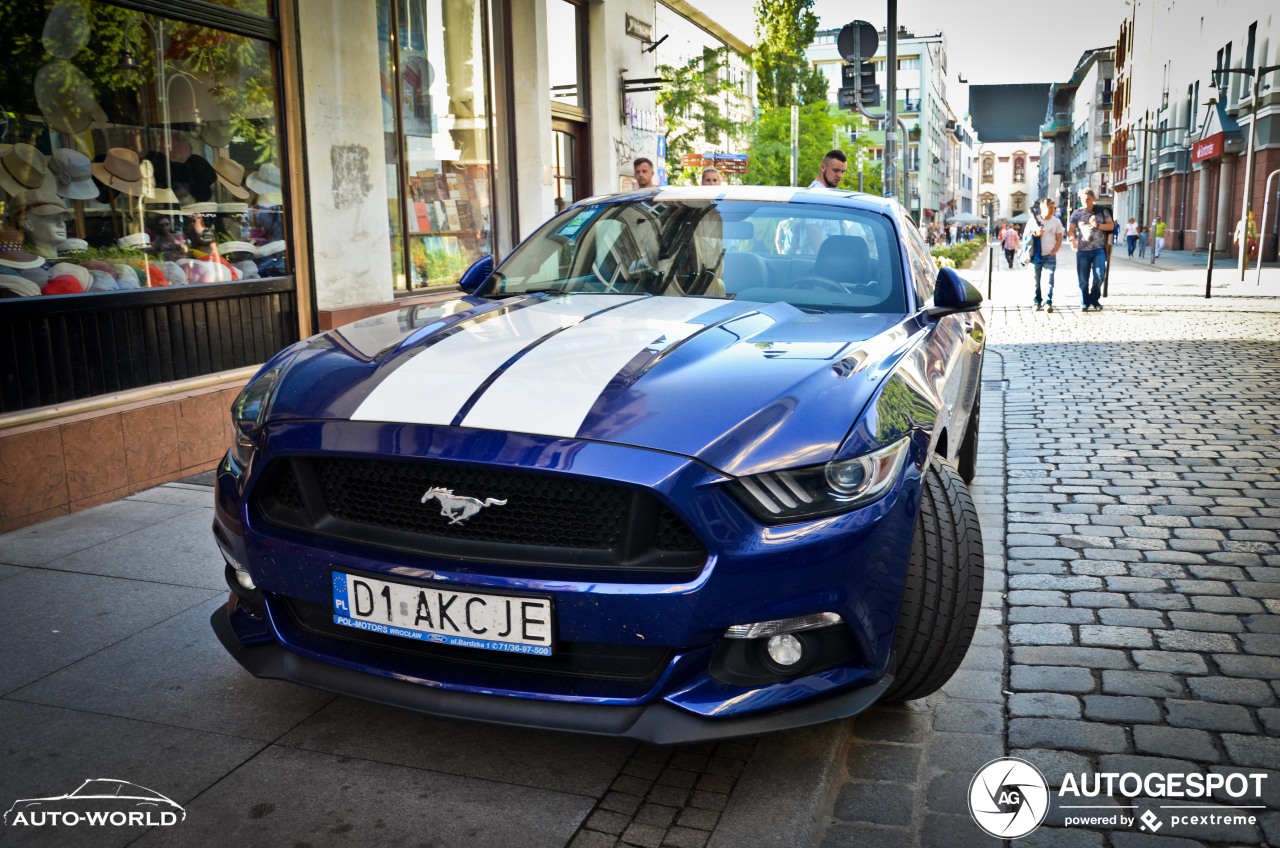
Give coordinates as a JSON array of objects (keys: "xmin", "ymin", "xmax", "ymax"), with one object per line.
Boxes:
[
  {"xmin": 625, "ymin": 15, "xmax": 652, "ymax": 42},
  {"xmin": 1192, "ymin": 132, "xmax": 1224, "ymax": 163},
  {"xmin": 677, "ymin": 152, "xmax": 749, "ymax": 174}
]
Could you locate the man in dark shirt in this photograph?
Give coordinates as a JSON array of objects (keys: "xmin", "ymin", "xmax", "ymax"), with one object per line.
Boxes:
[{"xmin": 1068, "ymin": 188, "xmax": 1114, "ymax": 312}]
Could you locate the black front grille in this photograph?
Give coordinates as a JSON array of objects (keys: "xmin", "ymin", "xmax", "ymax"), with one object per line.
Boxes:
[
  {"xmin": 318, "ymin": 458, "xmax": 628, "ymax": 549},
  {"xmin": 279, "ymin": 597, "xmax": 672, "ymax": 694},
  {"xmin": 253, "ymin": 457, "xmax": 706, "ymax": 576}
]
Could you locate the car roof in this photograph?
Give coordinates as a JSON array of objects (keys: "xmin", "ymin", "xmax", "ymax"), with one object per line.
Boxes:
[{"xmin": 577, "ymin": 185, "xmax": 904, "ymax": 216}]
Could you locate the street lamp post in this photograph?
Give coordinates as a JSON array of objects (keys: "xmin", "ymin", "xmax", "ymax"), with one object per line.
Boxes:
[
  {"xmin": 1126, "ymin": 119, "xmax": 1176, "ymax": 265},
  {"xmin": 1216, "ymin": 64, "xmax": 1280, "ymax": 278}
]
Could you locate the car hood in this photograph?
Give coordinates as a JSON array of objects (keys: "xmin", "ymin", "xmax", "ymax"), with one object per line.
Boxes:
[{"xmin": 270, "ymin": 294, "xmax": 924, "ymax": 476}]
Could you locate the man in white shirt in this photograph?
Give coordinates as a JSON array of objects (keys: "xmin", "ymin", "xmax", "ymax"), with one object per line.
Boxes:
[
  {"xmin": 1026, "ymin": 198, "xmax": 1065, "ymax": 312},
  {"xmin": 808, "ymin": 150, "xmax": 848, "ymax": 189}
]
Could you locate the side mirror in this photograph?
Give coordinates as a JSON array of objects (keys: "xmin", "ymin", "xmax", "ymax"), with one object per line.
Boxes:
[
  {"xmin": 457, "ymin": 255, "xmax": 494, "ymax": 293},
  {"xmin": 926, "ymin": 266, "xmax": 983, "ymax": 318}
]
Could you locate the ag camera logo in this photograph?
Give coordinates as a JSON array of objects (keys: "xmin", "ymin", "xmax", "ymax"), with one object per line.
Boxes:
[{"xmin": 968, "ymin": 757, "xmax": 1050, "ymax": 839}]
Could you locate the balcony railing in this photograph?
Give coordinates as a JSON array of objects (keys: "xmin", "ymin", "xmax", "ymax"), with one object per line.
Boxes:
[{"xmin": 1040, "ymin": 113, "xmax": 1071, "ymax": 137}]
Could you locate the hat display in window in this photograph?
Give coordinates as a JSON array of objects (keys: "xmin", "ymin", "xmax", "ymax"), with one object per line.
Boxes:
[
  {"xmin": 246, "ymin": 163, "xmax": 283, "ymax": 204},
  {"xmin": 0, "ymin": 143, "xmax": 53, "ymax": 196},
  {"xmin": 91, "ymin": 148, "xmax": 145, "ymax": 196},
  {"xmin": 48, "ymin": 148, "xmax": 98, "ymax": 200},
  {"xmin": 214, "ymin": 156, "xmax": 250, "ymax": 200}
]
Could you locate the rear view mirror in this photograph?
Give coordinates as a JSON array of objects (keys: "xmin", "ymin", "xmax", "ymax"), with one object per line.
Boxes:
[
  {"xmin": 927, "ymin": 266, "xmax": 983, "ymax": 318},
  {"xmin": 458, "ymin": 255, "xmax": 494, "ymax": 293}
]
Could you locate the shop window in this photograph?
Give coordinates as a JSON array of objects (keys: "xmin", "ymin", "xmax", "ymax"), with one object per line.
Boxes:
[
  {"xmin": 379, "ymin": 0, "xmax": 493, "ymax": 291},
  {"xmin": 0, "ymin": 2, "xmax": 289, "ymax": 298}
]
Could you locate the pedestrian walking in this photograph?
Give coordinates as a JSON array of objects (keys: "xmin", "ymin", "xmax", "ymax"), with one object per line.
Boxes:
[
  {"xmin": 1234, "ymin": 211, "xmax": 1259, "ymax": 262},
  {"xmin": 1001, "ymin": 224, "xmax": 1019, "ymax": 268},
  {"xmin": 949, "ymin": 224, "xmax": 958, "ymax": 245},
  {"xmin": 1124, "ymin": 216, "xmax": 1138, "ymax": 256},
  {"xmin": 1138, "ymin": 225, "xmax": 1148, "ymax": 258},
  {"xmin": 701, "ymin": 167, "xmax": 722, "ymax": 186},
  {"xmin": 1068, "ymin": 187, "xmax": 1114, "ymax": 312},
  {"xmin": 1153, "ymin": 216, "xmax": 1166, "ymax": 258},
  {"xmin": 1026, "ymin": 198, "xmax": 1064, "ymax": 312}
]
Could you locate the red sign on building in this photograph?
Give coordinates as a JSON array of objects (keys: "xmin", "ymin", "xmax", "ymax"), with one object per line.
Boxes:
[{"xmin": 1192, "ymin": 132, "xmax": 1225, "ymax": 164}]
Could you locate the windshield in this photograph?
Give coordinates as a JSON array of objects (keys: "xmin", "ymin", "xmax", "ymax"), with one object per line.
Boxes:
[{"xmin": 488, "ymin": 199, "xmax": 908, "ymax": 313}]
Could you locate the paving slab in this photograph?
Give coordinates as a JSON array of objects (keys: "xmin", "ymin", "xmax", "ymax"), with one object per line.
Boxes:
[
  {"xmin": 0, "ymin": 498, "xmax": 199, "ymax": 566},
  {"xmin": 31, "ymin": 507, "xmax": 223, "ymax": 590},
  {"xmin": 129, "ymin": 743, "xmax": 594, "ymax": 848},
  {"xmin": 279, "ymin": 696, "xmax": 635, "ymax": 796},
  {"xmin": 0, "ymin": 569, "xmax": 216, "ymax": 694},
  {"xmin": 0, "ymin": 699, "xmax": 262, "ymax": 848},
  {"xmin": 8, "ymin": 596, "xmax": 332, "ymax": 741}
]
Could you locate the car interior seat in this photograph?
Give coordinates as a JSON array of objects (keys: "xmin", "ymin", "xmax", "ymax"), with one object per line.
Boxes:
[
  {"xmin": 721, "ymin": 251, "xmax": 770, "ymax": 295},
  {"xmin": 812, "ymin": 235, "xmax": 879, "ymax": 293}
]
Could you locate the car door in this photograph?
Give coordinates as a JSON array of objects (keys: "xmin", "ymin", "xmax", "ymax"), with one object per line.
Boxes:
[{"xmin": 899, "ymin": 213, "xmax": 983, "ymax": 462}]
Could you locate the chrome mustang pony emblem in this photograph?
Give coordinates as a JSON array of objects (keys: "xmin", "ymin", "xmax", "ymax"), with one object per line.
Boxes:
[{"xmin": 421, "ymin": 487, "xmax": 508, "ymax": 525}]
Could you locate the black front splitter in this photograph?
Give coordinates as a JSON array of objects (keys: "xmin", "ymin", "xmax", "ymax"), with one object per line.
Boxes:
[{"xmin": 212, "ymin": 606, "xmax": 891, "ymax": 745}]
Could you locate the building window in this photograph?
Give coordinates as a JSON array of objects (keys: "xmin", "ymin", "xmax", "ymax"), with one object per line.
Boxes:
[
  {"xmin": 1, "ymin": 2, "xmax": 290, "ymax": 295},
  {"xmin": 1, "ymin": 0, "xmax": 298, "ymax": 413},
  {"xmin": 981, "ymin": 155, "xmax": 994, "ymax": 183},
  {"xmin": 379, "ymin": 0, "xmax": 493, "ymax": 291},
  {"xmin": 1013, "ymin": 156, "xmax": 1026, "ymax": 182}
]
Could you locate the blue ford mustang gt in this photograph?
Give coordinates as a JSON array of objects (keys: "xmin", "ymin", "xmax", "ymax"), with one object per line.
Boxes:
[{"xmin": 212, "ymin": 186, "xmax": 986, "ymax": 743}]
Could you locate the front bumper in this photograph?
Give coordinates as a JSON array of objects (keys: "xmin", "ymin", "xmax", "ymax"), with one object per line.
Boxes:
[
  {"xmin": 213, "ymin": 421, "xmax": 924, "ymax": 739},
  {"xmin": 212, "ymin": 596, "xmax": 893, "ymax": 744}
]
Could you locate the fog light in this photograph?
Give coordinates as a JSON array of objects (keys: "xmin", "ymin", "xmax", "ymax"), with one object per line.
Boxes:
[
  {"xmin": 766, "ymin": 633, "xmax": 803, "ymax": 666},
  {"xmin": 234, "ymin": 568, "xmax": 256, "ymax": 591}
]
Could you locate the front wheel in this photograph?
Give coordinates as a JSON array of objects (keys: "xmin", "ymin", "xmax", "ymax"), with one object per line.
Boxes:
[{"xmin": 882, "ymin": 458, "xmax": 984, "ymax": 702}]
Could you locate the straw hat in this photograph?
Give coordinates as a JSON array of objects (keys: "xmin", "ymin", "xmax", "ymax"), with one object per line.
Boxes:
[
  {"xmin": 91, "ymin": 148, "xmax": 144, "ymax": 196},
  {"xmin": 145, "ymin": 187, "xmax": 184, "ymax": 216},
  {"xmin": 246, "ymin": 163, "xmax": 282, "ymax": 195},
  {"xmin": 0, "ymin": 143, "xmax": 52, "ymax": 196},
  {"xmin": 213, "ymin": 156, "xmax": 250, "ymax": 199}
]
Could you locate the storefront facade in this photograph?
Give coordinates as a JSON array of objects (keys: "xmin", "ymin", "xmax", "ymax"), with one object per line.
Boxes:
[{"xmin": 0, "ymin": 0, "xmax": 699, "ymax": 531}]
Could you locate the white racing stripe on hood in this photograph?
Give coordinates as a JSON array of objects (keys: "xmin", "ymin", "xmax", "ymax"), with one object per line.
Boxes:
[
  {"xmin": 352, "ymin": 295, "xmax": 643, "ymax": 425},
  {"xmin": 462, "ymin": 297, "xmax": 727, "ymax": 437}
]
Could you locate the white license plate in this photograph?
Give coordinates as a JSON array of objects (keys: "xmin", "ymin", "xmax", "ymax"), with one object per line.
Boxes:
[{"xmin": 331, "ymin": 571, "xmax": 553, "ymax": 656}]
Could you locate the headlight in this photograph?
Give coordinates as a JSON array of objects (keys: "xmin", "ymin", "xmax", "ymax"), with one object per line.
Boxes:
[
  {"xmin": 730, "ymin": 437, "xmax": 911, "ymax": 522},
  {"xmin": 227, "ymin": 364, "xmax": 286, "ymax": 469}
]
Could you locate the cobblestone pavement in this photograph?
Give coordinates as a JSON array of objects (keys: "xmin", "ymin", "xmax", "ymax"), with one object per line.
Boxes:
[{"xmin": 816, "ymin": 300, "xmax": 1280, "ymax": 847}]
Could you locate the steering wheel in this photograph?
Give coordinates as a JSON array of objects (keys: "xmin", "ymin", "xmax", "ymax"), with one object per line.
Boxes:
[{"xmin": 788, "ymin": 275, "xmax": 846, "ymax": 294}]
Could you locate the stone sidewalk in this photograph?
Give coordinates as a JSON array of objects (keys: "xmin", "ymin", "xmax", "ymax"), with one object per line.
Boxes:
[{"xmin": 816, "ymin": 299, "xmax": 1280, "ymax": 847}]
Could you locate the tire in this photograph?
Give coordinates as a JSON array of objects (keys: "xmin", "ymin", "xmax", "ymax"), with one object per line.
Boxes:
[
  {"xmin": 956, "ymin": 390, "xmax": 981, "ymax": 484},
  {"xmin": 882, "ymin": 458, "xmax": 984, "ymax": 702}
]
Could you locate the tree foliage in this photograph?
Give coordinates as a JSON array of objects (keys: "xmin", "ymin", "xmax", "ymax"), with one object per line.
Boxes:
[
  {"xmin": 752, "ymin": 0, "xmax": 829, "ymax": 108},
  {"xmin": 745, "ymin": 103, "xmax": 881, "ymax": 193},
  {"xmin": 657, "ymin": 47, "xmax": 745, "ymax": 183},
  {"xmin": 0, "ymin": 1, "xmax": 277, "ymax": 164}
]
